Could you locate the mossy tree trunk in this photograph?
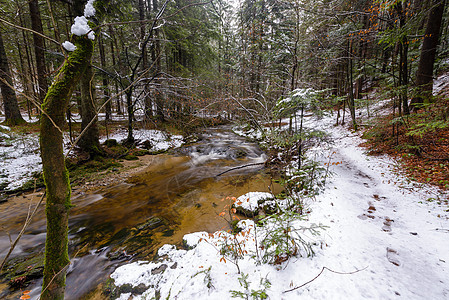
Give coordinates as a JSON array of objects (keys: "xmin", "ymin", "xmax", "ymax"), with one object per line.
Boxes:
[
  {"xmin": 73, "ymin": 0, "xmax": 101, "ymax": 154},
  {"xmin": 40, "ymin": 35, "xmax": 93, "ymax": 300},
  {"xmin": 79, "ymin": 63, "xmax": 100, "ymax": 153}
]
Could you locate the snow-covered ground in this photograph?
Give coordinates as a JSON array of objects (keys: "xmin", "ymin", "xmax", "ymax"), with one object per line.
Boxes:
[
  {"xmin": 0, "ymin": 126, "xmax": 41, "ymax": 191},
  {"xmin": 99, "ymin": 128, "xmax": 183, "ymax": 152},
  {"xmin": 111, "ymin": 111, "xmax": 449, "ymax": 299}
]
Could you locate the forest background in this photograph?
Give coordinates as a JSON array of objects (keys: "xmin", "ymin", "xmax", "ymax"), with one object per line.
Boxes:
[{"xmin": 0, "ymin": 0, "xmax": 448, "ymax": 299}]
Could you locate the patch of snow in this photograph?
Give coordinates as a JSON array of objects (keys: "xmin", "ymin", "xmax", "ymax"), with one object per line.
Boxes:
[
  {"xmin": 234, "ymin": 192, "xmax": 273, "ymax": 213},
  {"xmin": 116, "ymin": 293, "xmax": 131, "ymax": 300},
  {"xmin": 62, "ymin": 41, "xmax": 77, "ymax": 52},
  {"xmin": 84, "ymin": 0, "xmax": 96, "ymax": 18},
  {"xmin": 0, "ymin": 127, "xmax": 182, "ymax": 192},
  {"xmin": 100, "ymin": 129, "xmax": 183, "ymax": 152},
  {"xmin": 183, "ymin": 231, "xmax": 209, "ymax": 248},
  {"xmin": 158, "ymin": 244, "xmax": 177, "ymax": 256},
  {"xmin": 0, "ymin": 133, "xmax": 41, "ymax": 190},
  {"xmin": 71, "ymin": 16, "xmax": 95, "ymax": 40},
  {"xmin": 232, "ymin": 127, "xmax": 264, "ymax": 140},
  {"xmin": 433, "ymin": 73, "xmax": 449, "ymax": 95},
  {"xmin": 111, "ymin": 218, "xmax": 321, "ymax": 299}
]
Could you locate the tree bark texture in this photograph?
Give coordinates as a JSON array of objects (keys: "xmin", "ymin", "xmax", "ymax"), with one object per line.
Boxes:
[
  {"xmin": 411, "ymin": 0, "xmax": 446, "ymax": 108},
  {"xmin": 40, "ymin": 35, "xmax": 93, "ymax": 300},
  {"xmin": 29, "ymin": 0, "xmax": 48, "ymax": 103},
  {"xmin": 79, "ymin": 63, "xmax": 100, "ymax": 153},
  {"xmin": 72, "ymin": 0, "xmax": 101, "ymax": 151},
  {"xmin": 153, "ymin": 0, "xmax": 164, "ymax": 121},
  {"xmin": 99, "ymin": 33, "xmax": 111, "ymax": 120},
  {"xmin": 0, "ymin": 30, "xmax": 25, "ymax": 125}
]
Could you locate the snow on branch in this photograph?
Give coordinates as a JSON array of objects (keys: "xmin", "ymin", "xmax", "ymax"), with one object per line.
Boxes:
[
  {"xmin": 84, "ymin": 0, "xmax": 96, "ymax": 18},
  {"xmin": 62, "ymin": 0, "xmax": 96, "ymax": 50}
]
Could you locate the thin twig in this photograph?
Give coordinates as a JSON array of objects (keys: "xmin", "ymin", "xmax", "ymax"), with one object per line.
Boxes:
[
  {"xmin": 45, "ymin": 0, "xmax": 67, "ymax": 59},
  {"xmin": 64, "ymin": 56, "xmax": 158, "ymax": 157},
  {"xmin": 0, "ymin": 17, "xmax": 59, "ymax": 46},
  {"xmin": 283, "ymin": 266, "xmax": 368, "ymax": 293}
]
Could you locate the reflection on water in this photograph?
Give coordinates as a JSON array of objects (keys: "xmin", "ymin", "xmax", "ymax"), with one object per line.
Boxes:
[{"xmin": 0, "ymin": 127, "xmax": 279, "ymax": 299}]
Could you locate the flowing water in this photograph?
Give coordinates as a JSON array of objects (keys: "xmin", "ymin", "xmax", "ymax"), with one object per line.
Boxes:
[{"xmin": 0, "ymin": 126, "xmax": 280, "ymax": 299}]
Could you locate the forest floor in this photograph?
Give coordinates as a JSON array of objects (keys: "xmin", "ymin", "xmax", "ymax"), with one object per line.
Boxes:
[{"xmin": 109, "ymin": 108, "xmax": 449, "ymax": 299}]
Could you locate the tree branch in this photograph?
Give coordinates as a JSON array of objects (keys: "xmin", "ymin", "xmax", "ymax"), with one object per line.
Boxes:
[{"xmin": 283, "ymin": 266, "xmax": 367, "ymax": 293}]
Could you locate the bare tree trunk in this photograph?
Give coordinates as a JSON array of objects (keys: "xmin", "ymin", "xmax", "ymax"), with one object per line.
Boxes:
[
  {"xmin": 153, "ymin": 0, "xmax": 164, "ymax": 121},
  {"xmin": 109, "ymin": 25, "xmax": 122, "ymax": 114},
  {"xmin": 0, "ymin": 30, "xmax": 25, "ymax": 125},
  {"xmin": 139, "ymin": 0, "xmax": 152, "ymax": 121},
  {"xmin": 396, "ymin": 2, "xmax": 410, "ymax": 115},
  {"xmin": 411, "ymin": 0, "xmax": 446, "ymax": 108},
  {"xmin": 72, "ymin": 0, "xmax": 100, "ymax": 152},
  {"xmin": 347, "ymin": 39, "xmax": 357, "ymax": 130},
  {"xmin": 99, "ymin": 32, "xmax": 111, "ymax": 120},
  {"xmin": 126, "ymin": 90, "xmax": 135, "ymax": 144},
  {"xmin": 28, "ymin": 0, "xmax": 48, "ymax": 103}
]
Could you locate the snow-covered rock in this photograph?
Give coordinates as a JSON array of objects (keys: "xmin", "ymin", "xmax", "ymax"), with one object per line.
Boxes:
[{"xmin": 233, "ymin": 192, "xmax": 273, "ymax": 216}]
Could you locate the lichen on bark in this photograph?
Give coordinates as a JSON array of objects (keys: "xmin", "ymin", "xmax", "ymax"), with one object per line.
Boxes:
[{"xmin": 40, "ymin": 35, "xmax": 93, "ymax": 300}]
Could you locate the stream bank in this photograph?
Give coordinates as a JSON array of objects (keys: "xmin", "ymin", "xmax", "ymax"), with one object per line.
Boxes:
[{"xmin": 0, "ymin": 126, "xmax": 280, "ymax": 299}]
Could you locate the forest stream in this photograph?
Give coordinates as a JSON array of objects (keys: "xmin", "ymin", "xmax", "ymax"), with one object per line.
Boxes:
[{"xmin": 0, "ymin": 126, "xmax": 280, "ymax": 299}]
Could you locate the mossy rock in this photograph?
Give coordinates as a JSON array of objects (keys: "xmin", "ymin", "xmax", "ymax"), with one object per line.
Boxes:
[
  {"xmin": 148, "ymin": 149, "xmax": 168, "ymax": 155},
  {"xmin": 140, "ymin": 140, "xmax": 153, "ymax": 150},
  {"xmin": 230, "ymin": 219, "xmax": 242, "ymax": 234},
  {"xmin": 136, "ymin": 217, "xmax": 165, "ymax": 231},
  {"xmin": 104, "ymin": 139, "xmax": 118, "ymax": 147},
  {"xmin": 162, "ymin": 229, "xmax": 175, "ymax": 237},
  {"xmin": 234, "ymin": 206, "xmax": 258, "ymax": 217},
  {"xmin": 103, "ymin": 143, "xmax": 129, "ymax": 158},
  {"xmin": 12, "ymin": 171, "xmax": 44, "ymax": 193},
  {"xmin": 0, "ymin": 194, "xmax": 7, "ymax": 204},
  {"xmin": 123, "ymin": 154, "xmax": 138, "ymax": 161},
  {"xmin": 3, "ymin": 252, "xmax": 44, "ymax": 290},
  {"xmin": 134, "ymin": 149, "xmax": 149, "ymax": 156},
  {"xmin": 118, "ymin": 283, "xmax": 149, "ymax": 295},
  {"xmin": 0, "ymin": 182, "xmax": 10, "ymax": 192},
  {"xmin": 262, "ymin": 201, "xmax": 278, "ymax": 215},
  {"xmin": 102, "ymin": 277, "xmax": 118, "ymax": 298}
]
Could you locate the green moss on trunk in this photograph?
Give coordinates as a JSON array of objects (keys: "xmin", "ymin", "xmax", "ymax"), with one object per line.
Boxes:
[{"xmin": 40, "ymin": 35, "xmax": 93, "ymax": 300}]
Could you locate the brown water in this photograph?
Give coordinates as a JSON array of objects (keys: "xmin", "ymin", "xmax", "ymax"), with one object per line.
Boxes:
[{"xmin": 0, "ymin": 127, "xmax": 279, "ymax": 299}]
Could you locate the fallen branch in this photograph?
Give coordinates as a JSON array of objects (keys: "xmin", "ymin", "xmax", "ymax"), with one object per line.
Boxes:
[
  {"xmin": 283, "ymin": 266, "xmax": 367, "ymax": 293},
  {"xmin": 215, "ymin": 163, "xmax": 265, "ymax": 177}
]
